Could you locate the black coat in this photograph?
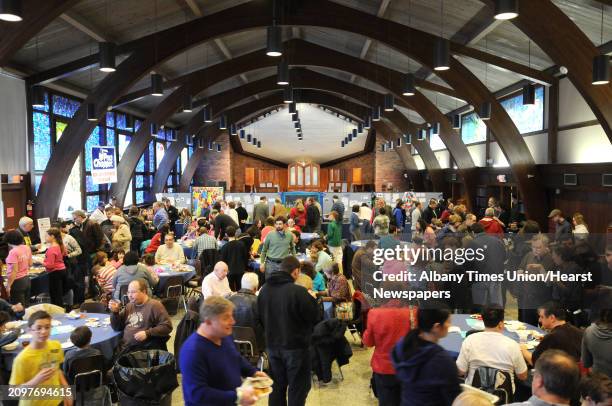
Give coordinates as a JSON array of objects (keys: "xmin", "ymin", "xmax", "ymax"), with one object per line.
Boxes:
[
  {"xmin": 257, "ymin": 271, "xmax": 320, "ymax": 350},
  {"xmin": 310, "ymin": 318, "xmax": 353, "ymax": 382},
  {"xmin": 174, "ymin": 310, "xmax": 200, "ymax": 372},
  {"xmin": 220, "ymin": 240, "xmax": 249, "ymax": 276},
  {"xmin": 305, "ymin": 205, "xmax": 321, "ymax": 231},
  {"xmin": 229, "ymin": 290, "xmax": 265, "ymax": 351}
]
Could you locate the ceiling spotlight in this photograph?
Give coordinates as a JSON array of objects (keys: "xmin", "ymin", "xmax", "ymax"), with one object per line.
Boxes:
[
  {"xmin": 452, "ymin": 114, "xmax": 461, "ymax": 130},
  {"xmin": 277, "ymin": 59, "xmax": 290, "ymax": 85},
  {"xmin": 479, "ymin": 101, "xmax": 492, "ymax": 121},
  {"xmin": 266, "ymin": 25, "xmax": 282, "ymax": 57},
  {"xmin": 98, "ymin": 42, "xmax": 116, "ymax": 72},
  {"xmin": 494, "ymin": 0, "xmax": 519, "ymax": 20},
  {"xmin": 182, "ymin": 94, "xmax": 193, "ymax": 113},
  {"xmin": 283, "ymin": 87, "xmax": 293, "ymax": 103},
  {"xmin": 31, "ymin": 85, "xmax": 46, "ymax": 108},
  {"xmin": 372, "ymin": 106, "xmax": 381, "ymax": 121},
  {"xmin": 203, "ymin": 105, "xmax": 212, "ymax": 123},
  {"xmin": 433, "ymin": 37, "xmax": 450, "ymax": 71},
  {"xmin": 384, "ymin": 94, "xmax": 394, "ymax": 111},
  {"xmin": 592, "ymin": 54, "xmax": 610, "ymax": 85},
  {"xmin": 0, "ymin": 0, "xmax": 23, "ymax": 22},
  {"xmin": 403, "ymin": 73, "xmax": 416, "ymax": 96},
  {"xmin": 86, "ymin": 103, "xmax": 97, "ymax": 122},
  {"xmin": 150, "ymin": 73, "xmax": 163, "ymax": 96},
  {"xmin": 522, "ymin": 83, "xmax": 536, "ymax": 105}
]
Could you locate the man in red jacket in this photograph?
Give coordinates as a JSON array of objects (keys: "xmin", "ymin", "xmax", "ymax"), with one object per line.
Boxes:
[{"xmin": 478, "ymin": 207, "xmax": 505, "ymax": 238}]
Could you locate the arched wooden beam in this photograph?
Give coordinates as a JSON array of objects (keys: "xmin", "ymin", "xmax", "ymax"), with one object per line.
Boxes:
[
  {"xmin": 480, "ymin": 0, "xmax": 612, "ymax": 144},
  {"xmin": 36, "ymin": 0, "xmax": 543, "ymax": 222},
  {"xmin": 151, "ymin": 131, "xmax": 186, "ymax": 195},
  {"xmin": 0, "ymin": 0, "xmax": 79, "ymax": 67}
]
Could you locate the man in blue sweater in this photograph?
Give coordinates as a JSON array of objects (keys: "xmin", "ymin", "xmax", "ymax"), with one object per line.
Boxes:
[{"xmin": 180, "ymin": 296, "xmax": 269, "ymax": 406}]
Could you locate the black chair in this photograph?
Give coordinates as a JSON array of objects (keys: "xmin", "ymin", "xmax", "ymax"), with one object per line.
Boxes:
[
  {"xmin": 472, "ymin": 366, "xmax": 514, "ymax": 405},
  {"xmin": 199, "ymin": 248, "xmax": 220, "ymax": 276},
  {"xmin": 79, "ymin": 302, "xmax": 107, "ymax": 314},
  {"xmin": 118, "ymin": 285, "xmax": 129, "ymax": 306},
  {"xmin": 185, "ymin": 259, "xmax": 203, "ymax": 299},
  {"xmin": 160, "ymin": 275, "xmax": 185, "ymax": 314},
  {"xmin": 66, "ymin": 354, "xmax": 108, "ymax": 406},
  {"xmin": 233, "ymin": 326, "xmax": 267, "ymax": 371},
  {"xmin": 347, "ymin": 297, "xmax": 363, "ymax": 346}
]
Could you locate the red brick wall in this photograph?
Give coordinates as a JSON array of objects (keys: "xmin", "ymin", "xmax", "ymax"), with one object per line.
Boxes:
[
  {"xmin": 230, "ymin": 151, "xmax": 284, "ymax": 192},
  {"xmin": 375, "ymin": 132, "xmax": 411, "ymax": 191},
  {"xmin": 193, "ymin": 132, "xmax": 231, "ymax": 188}
]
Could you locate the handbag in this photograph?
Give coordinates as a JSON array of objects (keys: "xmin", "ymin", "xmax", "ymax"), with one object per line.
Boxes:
[{"xmin": 335, "ymin": 301, "xmax": 353, "ymax": 321}]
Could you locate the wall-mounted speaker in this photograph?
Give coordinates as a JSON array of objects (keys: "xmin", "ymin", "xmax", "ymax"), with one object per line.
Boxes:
[
  {"xmin": 563, "ymin": 173, "xmax": 577, "ymax": 186},
  {"xmin": 603, "ymin": 174, "xmax": 612, "ymax": 187}
]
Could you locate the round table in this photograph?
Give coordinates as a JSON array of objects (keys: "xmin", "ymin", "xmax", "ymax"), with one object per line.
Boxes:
[
  {"xmin": 178, "ymin": 240, "xmax": 195, "ymax": 259},
  {"xmin": 249, "ymin": 253, "xmax": 308, "ymax": 271},
  {"xmin": 153, "ymin": 265, "xmax": 196, "ymax": 295},
  {"xmin": 1, "ymin": 312, "xmax": 121, "ymax": 371},
  {"xmin": 439, "ymin": 314, "xmax": 544, "ymax": 358},
  {"xmin": 350, "ymin": 239, "xmax": 410, "ymax": 251}
]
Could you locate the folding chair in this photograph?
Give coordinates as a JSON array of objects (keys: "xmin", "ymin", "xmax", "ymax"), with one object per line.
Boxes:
[
  {"xmin": 347, "ymin": 298, "xmax": 363, "ymax": 346},
  {"xmin": 472, "ymin": 366, "xmax": 514, "ymax": 405},
  {"xmin": 67, "ymin": 354, "xmax": 108, "ymax": 406},
  {"xmin": 233, "ymin": 326, "xmax": 267, "ymax": 371},
  {"xmin": 163, "ymin": 275, "xmax": 186, "ymax": 314}
]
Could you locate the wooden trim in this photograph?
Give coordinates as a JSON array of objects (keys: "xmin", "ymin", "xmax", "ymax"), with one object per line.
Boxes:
[
  {"xmin": 558, "ymin": 120, "xmax": 601, "ymax": 132},
  {"xmin": 548, "ymin": 79, "xmax": 559, "ymax": 164}
]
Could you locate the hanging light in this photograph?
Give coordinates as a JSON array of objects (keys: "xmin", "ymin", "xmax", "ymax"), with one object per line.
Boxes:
[
  {"xmin": 357, "ymin": 123, "xmax": 364, "ymax": 133},
  {"xmin": 341, "ymin": 140, "xmax": 345, "ymax": 147},
  {"xmin": 169, "ymin": 130, "xmax": 177, "ymax": 141},
  {"xmin": 150, "ymin": 122, "xmax": 158, "ymax": 137},
  {"xmin": 405, "ymin": 133, "xmax": 412, "ymax": 145},
  {"xmin": 402, "ymin": 73, "xmax": 416, "ymax": 96},
  {"xmin": 277, "ymin": 59, "xmax": 290, "ymax": 85},
  {"xmin": 433, "ymin": 37, "xmax": 450, "ymax": 71},
  {"xmin": 239, "ymin": 129, "xmax": 246, "ymax": 139},
  {"xmin": 522, "ymin": 83, "xmax": 536, "ymax": 105},
  {"xmin": 247, "ymin": 133, "xmax": 252, "ymax": 143},
  {"xmin": 348, "ymin": 132, "xmax": 353, "ymax": 142},
  {"xmin": 389, "ymin": 140, "xmax": 394, "ymax": 150},
  {"xmin": 230, "ymin": 124, "xmax": 237, "ymax": 136},
  {"xmin": 283, "ymin": 87, "xmax": 293, "ymax": 103},
  {"xmin": 98, "ymin": 42, "xmax": 116, "ymax": 72},
  {"xmin": 198, "ymin": 138, "xmax": 204, "ymax": 148},
  {"xmin": 208, "ymin": 141, "xmax": 213, "ymax": 151},
  {"xmin": 266, "ymin": 25, "xmax": 282, "ymax": 57},
  {"xmin": 203, "ymin": 105, "xmax": 212, "ymax": 123},
  {"xmin": 479, "ymin": 101, "xmax": 492, "ymax": 121},
  {"xmin": 397, "ymin": 137, "xmax": 402, "ymax": 147},
  {"xmin": 294, "ymin": 122, "xmax": 301, "ymax": 129},
  {"xmin": 381, "ymin": 144, "xmax": 387, "ymax": 152},
  {"xmin": 0, "ymin": 0, "xmax": 23, "ymax": 22},
  {"xmin": 185, "ymin": 134, "xmax": 192, "ymax": 145},
  {"xmin": 86, "ymin": 103, "xmax": 97, "ymax": 122},
  {"xmin": 251, "ymin": 137, "xmax": 257, "ymax": 146},
  {"xmin": 418, "ymin": 128, "xmax": 426, "ymax": 141},
  {"xmin": 452, "ymin": 114, "xmax": 461, "ymax": 130},
  {"xmin": 31, "ymin": 85, "xmax": 46, "ymax": 108},
  {"xmin": 216, "ymin": 143, "xmax": 222, "ymax": 152},
  {"xmin": 219, "ymin": 115, "xmax": 227, "ymax": 130},
  {"xmin": 352, "ymin": 129, "xmax": 358, "ymax": 139},
  {"xmin": 364, "ymin": 116, "xmax": 372, "ymax": 129},
  {"xmin": 182, "ymin": 94, "xmax": 193, "ymax": 113},
  {"xmin": 431, "ymin": 122, "xmax": 440, "ymax": 136},
  {"xmin": 345, "ymin": 136, "xmax": 349, "ymax": 144},
  {"xmin": 289, "ymin": 103, "xmax": 297, "ymax": 114},
  {"xmin": 592, "ymin": 54, "xmax": 610, "ymax": 85},
  {"xmin": 372, "ymin": 106, "xmax": 381, "ymax": 121},
  {"xmin": 150, "ymin": 73, "xmax": 163, "ymax": 96},
  {"xmin": 292, "ymin": 112, "xmax": 299, "ymax": 122},
  {"xmin": 125, "ymin": 115, "xmax": 134, "ymax": 131},
  {"xmin": 257, "ymin": 140, "xmax": 261, "ymax": 148},
  {"xmin": 494, "ymin": 0, "xmax": 519, "ymax": 20},
  {"xmin": 384, "ymin": 94, "xmax": 394, "ymax": 112}
]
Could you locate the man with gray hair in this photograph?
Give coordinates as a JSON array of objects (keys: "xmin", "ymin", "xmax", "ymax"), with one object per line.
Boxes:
[
  {"xmin": 229, "ymin": 272, "xmax": 264, "ymax": 351},
  {"xmin": 180, "ymin": 296, "xmax": 269, "ymax": 406},
  {"xmin": 478, "ymin": 207, "xmax": 505, "ymax": 237},
  {"xmin": 17, "ymin": 216, "xmax": 40, "ymax": 249}
]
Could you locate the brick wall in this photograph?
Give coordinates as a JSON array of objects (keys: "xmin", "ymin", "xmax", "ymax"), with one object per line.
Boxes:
[
  {"xmin": 230, "ymin": 151, "xmax": 284, "ymax": 192},
  {"xmin": 193, "ymin": 132, "xmax": 231, "ymax": 188},
  {"xmin": 375, "ymin": 132, "xmax": 411, "ymax": 191}
]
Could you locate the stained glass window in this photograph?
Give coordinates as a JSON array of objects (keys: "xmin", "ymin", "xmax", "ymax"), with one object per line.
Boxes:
[
  {"xmin": 188, "ymin": 145, "xmax": 193, "ymax": 158},
  {"xmin": 135, "ymin": 120, "xmax": 142, "ymax": 132},
  {"xmin": 500, "ymin": 86, "xmax": 544, "ymax": 134},
  {"xmin": 136, "ymin": 151, "xmax": 145, "ymax": 172},
  {"xmin": 105, "ymin": 128, "xmax": 115, "ymax": 146},
  {"xmin": 33, "ymin": 112, "xmax": 51, "ymax": 171},
  {"xmin": 55, "ymin": 121, "xmax": 67, "ymax": 142},
  {"xmin": 33, "ymin": 92, "xmax": 49, "ymax": 112},
  {"xmin": 106, "ymin": 112, "xmax": 115, "ymax": 128},
  {"xmin": 135, "ymin": 191, "xmax": 144, "ymax": 204},
  {"xmin": 181, "ymin": 148, "xmax": 188, "ymax": 173},
  {"xmin": 461, "ymin": 113, "xmax": 487, "ymax": 144},
  {"xmin": 52, "ymin": 95, "xmax": 80, "ymax": 118},
  {"xmin": 85, "ymin": 126, "xmax": 101, "ymax": 172},
  {"xmin": 116, "ymin": 113, "xmax": 127, "ymax": 130},
  {"xmin": 86, "ymin": 196, "xmax": 99, "ymax": 212},
  {"xmin": 85, "ymin": 175, "xmax": 99, "ymax": 193},
  {"xmin": 135, "ymin": 175, "xmax": 144, "ymax": 189},
  {"xmin": 118, "ymin": 134, "xmax": 130, "ymax": 161},
  {"xmin": 156, "ymin": 142, "xmax": 165, "ymax": 169},
  {"xmin": 148, "ymin": 141, "xmax": 155, "ymax": 171}
]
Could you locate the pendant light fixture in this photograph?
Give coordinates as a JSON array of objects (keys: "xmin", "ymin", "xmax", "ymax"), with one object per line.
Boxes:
[
  {"xmin": 125, "ymin": 115, "xmax": 133, "ymax": 131},
  {"xmin": 479, "ymin": 102, "xmax": 492, "ymax": 121},
  {"xmin": 431, "ymin": 122, "xmax": 440, "ymax": 136},
  {"xmin": 283, "ymin": 87, "xmax": 293, "ymax": 103},
  {"xmin": 372, "ymin": 106, "xmax": 381, "ymax": 121},
  {"xmin": 292, "ymin": 112, "xmax": 299, "ymax": 122},
  {"xmin": 341, "ymin": 140, "xmax": 345, "ymax": 147},
  {"xmin": 277, "ymin": 59, "xmax": 290, "ymax": 85},
  {"xmin": 357, "ymin": 123, "xmax": 364, "ymax": 134},
  {"xmin": 86, "ymin": 103, "xmax": 97, "ymax": 122},
  {"xmin": 151, "ymin": 73, "xmax": 164, "ymax": 96},
  {"xmin": 0, "ymin": 0, "xmax": 23, "ymax": 22},
  {"xmin": 198, "ymin": 138, "xmax": 204, "ymax": 149},
  {"xmin": 257, "ymin": 140, "xmax": 262, "ymax": 148},
  {"xmin": 150, "ymin": 122, "xmax": 159, "ymax": 137},
  {"xmin": 434, "ymin": 1, "xmax": 450, "ymax": 71},
  {"xmin": 247, "ymin": 133, "xmax": 252, "ymax": 143},
  {"xmin": 494, "ymin": 0, "xmax": 519, "ymax": 20},
  {"xmin": 182, "ymin": 94, "xmax": 193, "ymax": 113},
  {"xmin": 203, "ymin": 105, "xmax": 212, "ymax": 123},
  {"xmin": 389, "ymin": 140, "xmax": 394, "ymax": 150},
  {"xmin": 239, "ymin": 129, "xmax": 245, "ymax": 139},
  {"xmin": 289, "ymin": 103, "xmax": 296, "ymax": 114},
  {"xmin": 169, "ymin": 130, "xmax": 177, "ymax": 142},
  {"xmin": 216, "ymin": 143, "xmax": 222, "ymax": 152},
  {"xmin": 294, "ymin": 122, "xmax": 301, "ymax": 129},
  {"xmin": 345, "ymin": 136, "xmax": 349, "ymax": 145},
  {"xmin": 32, "ymin": 85, "xmax": 46, "ymax": 108},
  {"xmin": 208, "ymin": 141, "xmax": 213, "ymax": 151},
  {"xmin": 230, "ymin": 124, "xmax": 237, "ymax": 136},
  {"xmin": 452, "ymin": 114, "xmax": 461, "ymax": 130},
  {"xmin": 219, "ymin": 115, "xmax": 227, "ymax": 130},
  {"xmin": 185, "ymin": 134, "xmax": 192, "ymax": 146},
  {"xmin": 266, "ymin": 25, "xmax": 282, "ymax": 57},
  {"xmin": 348, "ymin": 132, "xmax": 353, "ymax": 142},
  {"xmin": 364, "ymin": 116, "xmax": 372, "ymax": 129},
  {"xmin": 402, "ymin": 73, "xmax": 416, "ymax": 96},
  {"xmin": 593, "ymin": 5, "xmax": 610, "ymax": 85},
  {"xmin": 522, "ymin": 83, "xmax": 536, "ymax": 105},
  {"xmin": 417, "ymin": 128, "xmax": 426, "ymax": 141},
  {"xmin": 251, "ymin": 137, "xmax": 257, "ymax": 146},
  {"xmin": 397, "ymin": 137, "xmax": 402, "ymax": 147},
  {"xmin": 405, "ymin": 133, "xmax": 412, "ymax": 145},
  {"xmin": 381, "ymin": 144, "xmax": 387, "ymax": 152},
  {"xmin": 98, "ymin": 42, "xmax": 116, "ymax": 72},
  {"xmin": 352, "ymin": 128, "xmax": 358, "ymax": 139},
  {"xmin": 384, "ymin": 94, "xmax": 394, "ymax": 112}
]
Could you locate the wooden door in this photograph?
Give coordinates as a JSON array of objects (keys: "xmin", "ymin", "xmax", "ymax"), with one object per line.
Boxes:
[{"xmin": 2, "ymin": 184, "xmax": 26, "ymax": 230}]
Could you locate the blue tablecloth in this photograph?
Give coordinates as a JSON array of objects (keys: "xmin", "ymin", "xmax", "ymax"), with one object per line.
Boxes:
[
  {"xmin": 300, "ymin": 233, "xmax": 319, "ymax": 243},
  {"xmin": 154, "ymin": 265, "xmax": 196, "ymax": 295},
  {"xmin": 29, "ymin": 271, "xmax": 49, "ymax": 297},
  {"xmin": 2, "ymin": 313, "xmax": 121, "ymax": 372},
  {"xmin": 439, "ymin": 314, "xmax": 544, "ymax": 358}
]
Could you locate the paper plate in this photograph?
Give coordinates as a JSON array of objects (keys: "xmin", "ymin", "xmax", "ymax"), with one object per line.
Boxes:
[{"xmin": 2, "ymin": 342, "xmax": 18, "ymax": 351}]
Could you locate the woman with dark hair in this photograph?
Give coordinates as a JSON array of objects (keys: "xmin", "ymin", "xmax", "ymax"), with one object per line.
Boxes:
[
  {"xmin": 43, "ymin": 228, "xmax": 67, "ymax": 307},
  {"xmin": 4, "ymin": 230, "xmax": 32, "ymax": 306},
  {"xmin": 392, "ymin": 306, "xmax": 461, "ymax": 405}
]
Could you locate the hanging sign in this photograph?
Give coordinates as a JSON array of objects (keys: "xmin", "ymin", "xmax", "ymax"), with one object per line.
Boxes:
[{"xmin": 91, "ymin": 146, "xmax": 117, "ymax": 184}]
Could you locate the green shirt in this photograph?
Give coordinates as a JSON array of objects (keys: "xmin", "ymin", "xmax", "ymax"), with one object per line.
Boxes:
[
  {"xmin": 327, "ymin": 220, "xmax": 342, "ymax": 247},
  {"xmin": 261, "ymin": 231, "xmax": 296, "ymax": 263}
]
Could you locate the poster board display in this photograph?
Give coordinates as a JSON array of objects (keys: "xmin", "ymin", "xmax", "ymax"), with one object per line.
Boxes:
[
  {"xmin": 155, "ymin": 193, "xmax": 192, "ymax": 211},
  {"xmin": 192, "ymin": 187, "xmax": 224, "ymax": 217},
  {"xmin": 224, "ymin": 192, "xmax": 279, "ymax": 221},
  {"xmin": 90, "ymin": 146, "xmax": 117, "ymax": 184},
  {"xmin": 37, "ymin": 217, "xmax": 51, "ymax": 241}
]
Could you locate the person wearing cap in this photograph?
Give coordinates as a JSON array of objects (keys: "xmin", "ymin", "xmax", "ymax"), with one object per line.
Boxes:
[
  {"xmin": 89, "ymin": 201, "xmax": 108, "ymax": 224},
  {"xmin": 17, "ymin": 216, "xmax": 40, "ymax": 249},
  {"xmin": 548, "ymin": 209, "xmax": 572, "ymax": 242},
  {"xmin": 111, "ymin": 215, "xmax": 132, "ymax": 253}
]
